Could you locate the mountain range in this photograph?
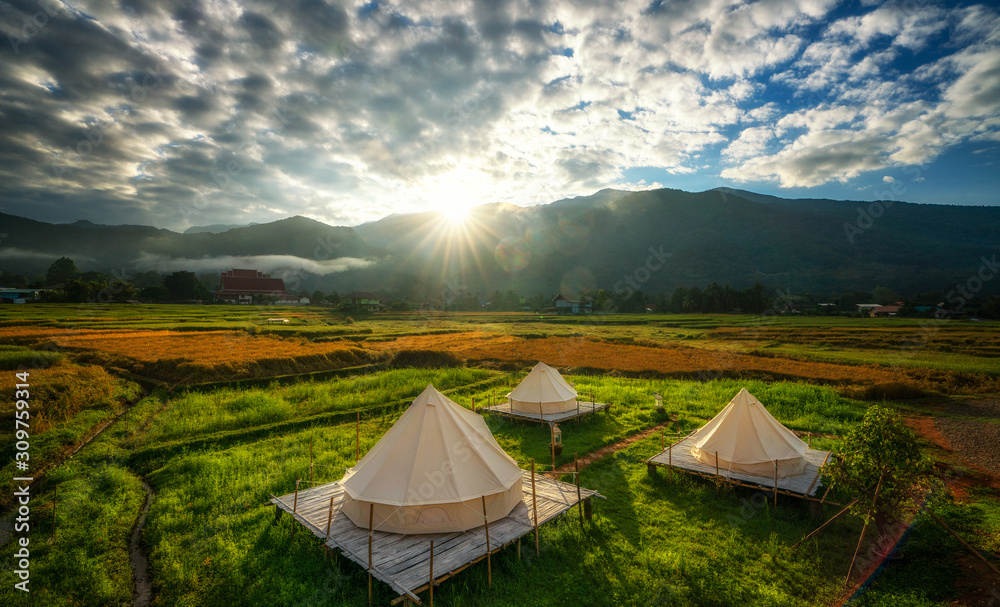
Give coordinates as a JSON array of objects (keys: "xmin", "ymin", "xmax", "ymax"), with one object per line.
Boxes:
[{"xmin": 1, "ymin": 187, "xmax": 998, "ymax": 299}]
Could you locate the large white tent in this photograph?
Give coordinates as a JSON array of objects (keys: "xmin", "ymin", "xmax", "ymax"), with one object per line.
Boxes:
[
  {"xmin": 340, "ymin": 384, "xmax": 524, "ymax": 534},
  {"xmin": 507, "ymin": 361, "xmax": 578, "ymax": 415},
  {"xmin": 689, "ymin": 388, "xmax": 808, "ymax": 478}
]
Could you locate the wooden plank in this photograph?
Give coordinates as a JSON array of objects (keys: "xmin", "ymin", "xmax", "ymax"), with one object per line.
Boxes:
[
  {"xmin": 479, "ymin": 401, "xmax": 611, "ymax": 424},
  {"xmin": 647, "ymin": 436, "xmax": 832, "ymax": 497},
  {"xmin": 270, "ymin": 471, "xmax": 603, "ymax": 601}
]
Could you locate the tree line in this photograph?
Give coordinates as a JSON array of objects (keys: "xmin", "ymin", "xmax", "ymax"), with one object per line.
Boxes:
[{"xmin": 4, "ymin": 256, "xmax": 999, "ymax": 318}]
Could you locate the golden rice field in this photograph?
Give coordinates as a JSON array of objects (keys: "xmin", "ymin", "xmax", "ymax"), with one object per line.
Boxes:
[
  {"xmin": 366, "ymin": 331, "xmax": 1000, "ymax": 396},
  {"xmin": 0, "ymin": 327, "xmax": 381, "ymax": 383}
]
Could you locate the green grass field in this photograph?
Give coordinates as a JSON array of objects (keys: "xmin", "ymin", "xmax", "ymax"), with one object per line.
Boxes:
[{"xmin": 1, "ymin": 306, "xmax": 998, "ymax": 606}]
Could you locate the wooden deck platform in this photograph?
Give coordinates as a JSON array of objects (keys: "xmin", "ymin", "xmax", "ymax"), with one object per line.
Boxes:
[
  {"xmin": 271, "ymin": 470, "xmax": 602, "ymax": 604},
  {"xmin": 477, "ymin": 400, "xmax": 610, "ymax": 423},
  {"xmin": 647, "ymin": 435, "xmax": 832, "ymax": 499}
]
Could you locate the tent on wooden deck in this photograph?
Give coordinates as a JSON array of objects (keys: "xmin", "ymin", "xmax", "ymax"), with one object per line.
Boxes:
[
  {"xmin": 340, "ymin": 384, "xmax": 523, "ymax": 534},
  {"xmin": 689, "ymin": 388, "xmax": 809, "ymax": 478},
  {"xmin": 507, "ymin": 361, "xmax": 578, "ymax": 415}
]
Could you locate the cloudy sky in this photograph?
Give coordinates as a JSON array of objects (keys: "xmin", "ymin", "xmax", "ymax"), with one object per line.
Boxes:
[{"xmin": 1, "ymin": 0, "xmax": 998, "ymax": 231}]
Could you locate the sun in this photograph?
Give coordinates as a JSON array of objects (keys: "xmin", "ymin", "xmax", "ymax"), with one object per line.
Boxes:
[
  {"xmin": 440, "ymin": 203, "xmax": 469, "ymax": 224},
  {"xmin": 421, "ymin": 165, "xmax": 487, "ymax": 226}
]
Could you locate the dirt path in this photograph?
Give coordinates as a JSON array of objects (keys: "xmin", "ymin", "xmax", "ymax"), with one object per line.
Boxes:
[
  {"xmin": 130, "ymin": 479, "xmax": 153, "ymax": 607},
  {"xmin": 550, "ymin": 421, "xmax": 675, "ymax": 476}
]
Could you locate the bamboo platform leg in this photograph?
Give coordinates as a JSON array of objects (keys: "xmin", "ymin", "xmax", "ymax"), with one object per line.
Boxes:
[
  {"xmin": 292, "ymin": 479, "xmax": 300, "ymax": 537},
  {"xmin": 575, "ymin": 454, "xmax": 583, "ymax": 528},
  {"xmin": 668, "ymin": 443, "xmax": 673, "ymax": 482},
  {"xmin": 482, "ymin": 496, "xmax": 492, "ymax": 587},
  {"xmin": 368, "ymin": 503, "xmax": 374, "ymax": 606},
  {"xmin": 325, "ymin": 496, "xmax": 335, "ymax": 539},
  {"xmin": 309, "ymin": 435, "xmax": 314, "ymax": 485},
  {"xmin": 773, "ymin": 460, "xmax": 779, "ymax": 508},
  {"xmin": 715, "ymin": 451, "xmax": 720, "ymax": 487},
  {"xmin": 356, "ymin": 412, "xmax": 361, "ymax": 463},
  {"xmin": 531, "ymin": 459, "xmax": 539, "ymax": 556}
]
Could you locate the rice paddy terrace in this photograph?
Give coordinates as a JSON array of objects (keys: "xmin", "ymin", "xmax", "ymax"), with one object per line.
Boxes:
[{"xmin": 1, "ymin": 304, "xmax": 998, "ymax": 606}]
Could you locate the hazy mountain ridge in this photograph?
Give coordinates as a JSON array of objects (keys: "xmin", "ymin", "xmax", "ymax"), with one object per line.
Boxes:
[{"xmin": 1, "ymin": 188, "xmax": 998, "ymax": 298}]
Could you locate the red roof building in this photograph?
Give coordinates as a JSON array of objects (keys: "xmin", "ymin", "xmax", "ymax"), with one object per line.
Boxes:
[{"xmin": 215, "ymin": 269, "xmax": 290, "ymax": 304}]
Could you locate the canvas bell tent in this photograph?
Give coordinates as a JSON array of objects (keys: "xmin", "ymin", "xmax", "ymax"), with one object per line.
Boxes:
[
  {"xmin": 340, "ymin": 384, "xmax": 524, "ymax": 534},
  {"xmin": 507, "ymin": 361, "xmax": 578, "ymax": 415},
  {"xmin": 689, "ymin": 388, "xmax": 809, "ymax": 478}
]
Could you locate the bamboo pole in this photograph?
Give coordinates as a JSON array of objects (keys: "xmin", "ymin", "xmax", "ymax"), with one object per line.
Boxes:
[
  {"xmin": 325, "ymin": 496, "xmax": 335, "ymax": 539},
  {"xmin": 550, "ymin": 424, "xmax": 556, "ymax": 474},
  {"xmin": 293, "ymin": 479, "xmax": 300, "ymax": 513},
  {"xmin": 429, "ymin": 540, "xmax": 434, "ymax": 607},
  {"xmin": 668, "ymin": 442, "xmax": 673, "ymax": 481},
  {"xmin": 356, "ymin": 412, "xmax": 361, "ymax": 463},
  {"xmin": 773, "ymin": 460, "xmax": 779, "ymax": 507},
  {"xmin": 531, "ymin": 459, "xmax": 539, "ymax": 556},
  {"xmin": 845, "ymin": 473, "xmax": 885, "ymax": 587},
  {"xmin": 715, "ymin": 451, "xmax": 720, "ymax": 479},
  {"xmin": 575, "ymin": 454, "xmax": 583, "ymax": 528},
  {"xmin": 368, "ymin": 503, "xmax": 374, "ymax": 606},
  {"xmin": 791, "ymin": 497, "xmax": 862, "ymax": 550},
  {"xmin": 928, "ymin": 511, "xmax": 1000, "ymax": 577},
  {"xmin": 482, "ymin": 496, "xmax": 492, "ymax": 587},
  {"xmin": 472, "ymin": 396, "xmax": 475, "ymax": 412},
  {"xmin": 309, "ymin": 435, "xmax": 314, "ymax": 485}
]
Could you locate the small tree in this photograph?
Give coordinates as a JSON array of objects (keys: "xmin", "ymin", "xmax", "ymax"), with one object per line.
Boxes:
[
  {"xmin": 823, "ymin": 405, "xmax": 931, "ymax": 533},
  {"xmin": 46, "ymin": 256, "xmax": 79, "ymax": 285}
]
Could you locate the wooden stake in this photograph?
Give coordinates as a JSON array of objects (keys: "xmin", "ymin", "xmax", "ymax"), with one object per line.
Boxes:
[
  {"xmin": 791, "ymin": 497, "xmax": 862, "ymax": 550},
  {"xmin": 715, "ymin": 451, "xmax": 720, "ymax": 479},
  {"xmin": 368, "ymin": 503, "xmax": 374, "ymax": 606},
  {"xmin": 309, "ymin": 435, "xmax": 314, "ymax": 485},
  {"xmin": 482, "ymin": 496, "xmax": 492, "ymax": 587},
  {"xmin": 531, "ymin": 459, "xmax": 539, "ymax": 556},
  {"xmin": 575, "ymin": 454, "xmax": 583, "ymax": 528},
  {"xmin": 293, "ymin": 479, "xmax": 300, "ymax": 513},
  {"xmin": 429, "ymin": 540, "xmax": 434, "ymax": 607},
  {"xmin": 846, "ymin": 472, "xmax": 885, "ymax": 587},
  {"xmin": 929, "ymin": 511, "xmax": 1000, "ymax": 577},
  {"xmin": 590, "ymin": 387, "xmax": 594, "ymax": 405},
  {"xmin": 356, "ymin": 412, "xmax": 361, "ymax": 463},
  {"xmin": 472, "ymin": 396, "xmax": 475, "ymax": 412},
  {"xmin": 325, "ymin": 495, "xmax": 335, "ymax": 539}
]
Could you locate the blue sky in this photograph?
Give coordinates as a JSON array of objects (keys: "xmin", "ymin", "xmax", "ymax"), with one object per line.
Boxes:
[{"xmin": 0, "ymin": 0, "xmax": 997, "ymax": 231}]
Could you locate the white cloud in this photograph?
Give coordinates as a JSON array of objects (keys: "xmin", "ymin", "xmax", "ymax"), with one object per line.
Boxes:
[
  {"xmin": 131, "ymin": 253, "xmax": 372, "ymax": 276},
  {"xmin": 882, "ymin": 175, "xmax": 894, "ymax": 183}
]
